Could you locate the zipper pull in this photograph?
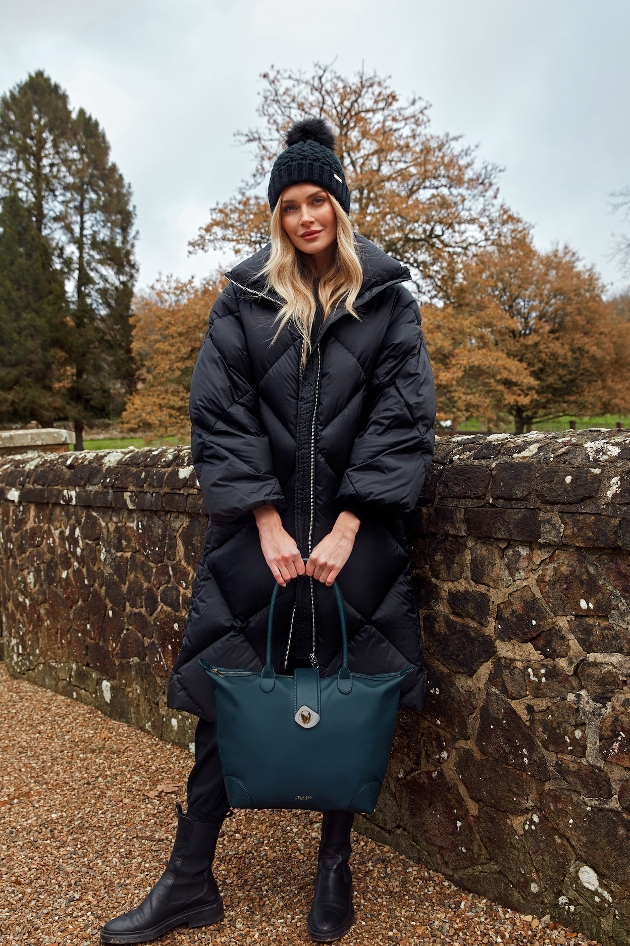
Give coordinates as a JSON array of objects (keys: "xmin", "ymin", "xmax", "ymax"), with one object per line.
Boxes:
[{"xmin": 210, "ymin": 668, "xmax": 225, "ymax": 676}]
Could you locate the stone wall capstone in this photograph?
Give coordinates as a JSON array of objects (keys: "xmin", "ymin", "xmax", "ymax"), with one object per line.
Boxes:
[{"xmin": 1, "ymin": 430, "xmax": 630, "ymax": 945}]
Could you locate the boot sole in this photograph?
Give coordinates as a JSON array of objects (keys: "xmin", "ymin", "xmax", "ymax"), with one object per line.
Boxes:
[
  {"xmin": 307, "ymin": 908, "xmax": 355, "ymax": 943},
  {"xmin": 100, "ymin": 897, "xmax": 224, "ymax": 944}
]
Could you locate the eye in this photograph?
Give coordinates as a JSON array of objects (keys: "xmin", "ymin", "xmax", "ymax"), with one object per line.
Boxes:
[
  {"xmin": 283, "ymin": 204, "xmax": 297, "ymax": 213},
  {"xmin": 312, "ymin": 197, "xmax": 325, "ymax": 205}
]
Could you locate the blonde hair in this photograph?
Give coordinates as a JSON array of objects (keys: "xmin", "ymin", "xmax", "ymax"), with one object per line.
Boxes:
[{"xmin": 261, "ymin": 193, "xmax": 363, "ymax": 360}]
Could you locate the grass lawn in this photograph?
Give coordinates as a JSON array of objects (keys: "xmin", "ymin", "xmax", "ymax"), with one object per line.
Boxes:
[
  {"xmin": 82, "ymin": 435, "xmax": 189, "ymax": 451},
  {"xmin": 80, "ymin": 416, "xmax": 630, "ymax": 450},
  {"xmin": 455, "ymin": 414, "xmax": 630, "ymax": 434}
]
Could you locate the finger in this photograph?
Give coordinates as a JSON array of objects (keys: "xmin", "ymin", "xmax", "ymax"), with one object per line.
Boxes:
[
  {"xmin": 312, "ymin": 559, "xmax": 326, "ymax": 582},
  {"xmin": 319, "ymin": 564, "xmax": 335, "ymax": 585},
  {"xmin": 325, "ymin": 565, "xmax": 340, "ymax": 586},
  {"xmin": 286, "ymin": 558, "xmax": 299, "ymax": 581},
  {"xmin": 304, "ymin": 556, "xmax": 315, "ymax": 577},
  {"xmin": 271, "ymin": 563, "xmax": 286, "ymax": 587},
  {"xmin": 277, "ymin": 563, "xmax": 292, "ymax": 584},
  {"xmin": 295, "ymin": 556, "xmax": 306, "ymax": 576}
]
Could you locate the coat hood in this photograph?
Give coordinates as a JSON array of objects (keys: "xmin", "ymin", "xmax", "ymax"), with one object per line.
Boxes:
[{"xmin": 225, "ymin": 234, "xmax": 412, "ymax": 309}]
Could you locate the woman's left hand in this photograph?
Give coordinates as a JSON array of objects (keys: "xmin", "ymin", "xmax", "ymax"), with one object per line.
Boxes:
[{"xmin": 305, "ymin": 511, "xmax": 360, "ymax": 585}]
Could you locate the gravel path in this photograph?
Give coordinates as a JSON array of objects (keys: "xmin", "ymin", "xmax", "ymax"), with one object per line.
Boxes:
[{"xmin": 0, "ymin": 665, "xmax": 600, "ymax": 946}]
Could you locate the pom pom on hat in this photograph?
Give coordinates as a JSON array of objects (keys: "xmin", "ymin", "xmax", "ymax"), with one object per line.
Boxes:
[
  {"xmin": 285, "ymin": 117, "xmax": 337, "ymax": 152},
  {"xmin": 268, "ymin": 118, "xmax": 351, "ymax": 214}
]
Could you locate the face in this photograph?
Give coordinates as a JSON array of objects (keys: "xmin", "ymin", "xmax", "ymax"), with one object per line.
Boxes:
[{"xmin": 280, "ymin": 184, "xmax": 338, "ymax": 258}]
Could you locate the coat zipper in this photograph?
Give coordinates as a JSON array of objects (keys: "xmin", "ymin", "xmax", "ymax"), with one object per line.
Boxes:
[
  {"xmin": 308, "ymin": 347, "xmax": 322, "ymax": 669},
  {"xmin": 283, "ymin": 342, "xmax": 321, "ymax": 671}
]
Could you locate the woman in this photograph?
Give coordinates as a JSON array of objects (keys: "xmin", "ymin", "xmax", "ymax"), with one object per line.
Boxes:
[{"xmin": 101, "ymin": 118, "xmax": 435, "ymax": 944}]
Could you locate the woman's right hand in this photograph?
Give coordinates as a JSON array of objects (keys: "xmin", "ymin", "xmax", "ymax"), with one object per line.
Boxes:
[{"xmin": 253, "ymin": 504, "xmax": 306, "ymax": 587}]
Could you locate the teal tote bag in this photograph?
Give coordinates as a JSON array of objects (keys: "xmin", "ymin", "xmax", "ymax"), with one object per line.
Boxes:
[{"xmin": 200, "ymin": 579, "xmax": 411, "ymax": 813}]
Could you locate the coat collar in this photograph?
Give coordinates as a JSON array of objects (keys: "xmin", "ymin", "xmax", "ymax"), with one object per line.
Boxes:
[{"xmin": 224, "ymin": 234, "xmax": 411, "ymax": 311}]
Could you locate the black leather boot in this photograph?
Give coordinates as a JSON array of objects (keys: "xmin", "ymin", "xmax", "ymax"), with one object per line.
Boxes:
[
  {"xmin": 307, "ymin": 811, "xmax": 355, "ymax": 942},
  {"xmin": 100, "ymin": 805, "xmax": 224, "ymax": 944}
]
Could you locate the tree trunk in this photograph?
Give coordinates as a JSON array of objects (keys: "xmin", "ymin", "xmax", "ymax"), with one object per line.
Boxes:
[
  {"xmin": 74, "ymin": 418, "xmax": 84, "ymax": 452},
  {"xmin": 73, "ymin": 191, "xmax": 87, "ymax": 455},
  {"xmin": 514, "ymin": 407, "xmax": 525, "ymax": 435}
]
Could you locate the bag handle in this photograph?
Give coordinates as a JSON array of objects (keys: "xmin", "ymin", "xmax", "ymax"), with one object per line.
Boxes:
[{"xmin": 261, "ymin": 563, "xmax": 352, "ymax": 695}]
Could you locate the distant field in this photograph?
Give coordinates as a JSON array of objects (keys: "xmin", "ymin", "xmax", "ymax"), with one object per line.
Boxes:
[
  {"xmin": 82, "ymin": 435, "xmax": 188, "ymax": 451},
  {"xmin": 455, "ymin": 414, "xmax": 630, "ymax": 434},
  {"xmin": 80, "ymin": 415, "xmax": 630, "ymax": 450}
]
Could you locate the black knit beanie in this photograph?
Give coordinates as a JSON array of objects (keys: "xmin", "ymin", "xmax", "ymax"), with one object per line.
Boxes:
[{"xmin": 268, "ymin": 118, "xmax": 351, "ymax": 215}]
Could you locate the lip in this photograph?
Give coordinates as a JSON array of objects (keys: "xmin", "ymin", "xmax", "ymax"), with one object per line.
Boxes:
[{"xmin": 300, "ymin": 230, "xmax": 322, "ymax": 241}]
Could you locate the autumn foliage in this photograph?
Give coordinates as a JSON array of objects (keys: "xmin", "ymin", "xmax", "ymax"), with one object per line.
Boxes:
[
  {"xmin": 190, "ymin": 63, "xmax": 506, "ymax": 302},
  {"xmin": 121, "ymin": 276, "xmax": 222, "ymax": 436},
  {"xmin": 126, "ymin": 63, "xmax": 630, "ymax": 436},
  {"xmin": 425, "ymin": 226, "xmax": 630, "ymax": 431}
]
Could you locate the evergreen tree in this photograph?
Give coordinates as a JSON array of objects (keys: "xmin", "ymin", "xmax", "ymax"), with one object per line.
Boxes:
[
  {"xmin": 59, "ymin": 107, "xmax": 138, "ymax": 448},
  {"xmin": 0, "ymin": 72, "xmax": 137, "ymax": 446},
  {"xmin": 0, "ymin": 70, "xmax": 71, "ymax": 240},
  {"xmin": 0, "ymin": 192, "xmax": 67, "ymax": 424}
]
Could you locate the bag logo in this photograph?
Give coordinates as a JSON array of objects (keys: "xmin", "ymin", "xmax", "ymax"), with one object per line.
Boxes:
[
  {"xmin": 295, "ymin": 795, "xmax": 313, "ymax": 800},
  {"xmin": 294, "ymin": 704, "xmax": 320, "ymax": 729}
]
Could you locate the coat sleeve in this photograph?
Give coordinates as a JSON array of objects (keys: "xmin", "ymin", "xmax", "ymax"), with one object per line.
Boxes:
[
  {"xmin": 336, "ymin": 286, "xmax": 436, "ymax": 520},
  {"xmin": 189, "ymin": 284, "xmax": 286, "ymax": 523}
]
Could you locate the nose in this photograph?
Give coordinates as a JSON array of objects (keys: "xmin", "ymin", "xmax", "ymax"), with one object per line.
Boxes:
[{"xmin": 299, "ymin": 203, "xmax": 315, "ymax": 226}]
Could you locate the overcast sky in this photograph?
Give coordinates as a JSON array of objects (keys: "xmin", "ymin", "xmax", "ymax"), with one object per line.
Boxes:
[{"xmin": 1, "ymin": 0, "xmax": 629, "ymax": 294}]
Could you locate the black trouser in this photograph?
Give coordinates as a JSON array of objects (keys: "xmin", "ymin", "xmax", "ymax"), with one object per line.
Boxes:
[{"xmin": 186, "ymin": 719, "xmax": 231, "ymax": 824}]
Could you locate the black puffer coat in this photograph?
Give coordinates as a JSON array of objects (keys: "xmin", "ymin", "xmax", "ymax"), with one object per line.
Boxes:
[{"xmin": 167, "ymin": 235, "xmax": 436, "ymax": 720}]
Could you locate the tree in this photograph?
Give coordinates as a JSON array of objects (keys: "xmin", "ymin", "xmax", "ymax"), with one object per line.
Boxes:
[
  {"xmin": 422, "ymin": 292, "xmax": 536, "ymax": 431},
  {"xmin": 0, "ymin": 70, "xmax": 71, "ymax": 239},
  {"xmin": 190, "ymin": 63, "xmax": 508, "ymax": 302},
  {"xmin": 428, "ymin": 227, "xmax": 630, "ymax": 432},
  {"xmin": 57, "ymin": 107, "xmax": 138, "ymax": 448},
  {"xmin": 0, "ymin": 192, "xmax": 67, "ymax": 424},
  {"xmin": 0, "ymin": 72, "xmax": 138, "ymax": 446},
  {"xmin": 121, "ymin": 276, "xmax": 223, "ymax": 437},
  {"xmin": 188, "ymin": 62, "xmax": 629, "ymax": 434}
]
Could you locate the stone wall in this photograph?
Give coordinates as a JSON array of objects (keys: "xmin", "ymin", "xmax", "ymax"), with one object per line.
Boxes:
[
  {"xmin": 0, "ymin": 446, "xmax": 204, "ymax": 749},
  {"xmin": 1, "ymin": 431, "xmax": 629, "ymax": 945},
  {"xmin": 0, "ymin": 427, "xmax": 75, "ymax": 456}
]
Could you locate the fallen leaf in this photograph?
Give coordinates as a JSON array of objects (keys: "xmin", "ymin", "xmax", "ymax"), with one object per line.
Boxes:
[{"xmin": 144, "ymin": 781, "xmax": 180, "ymax": 798}]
